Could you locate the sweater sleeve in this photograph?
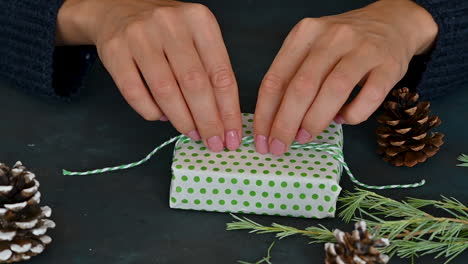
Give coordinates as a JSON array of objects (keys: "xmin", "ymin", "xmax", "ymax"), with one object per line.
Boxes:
[
  {"xmin": 411, "ymin": 0, "xmax": 468, "ymax": 99},
  {"xmin": 0, "ymin": 0, "xmax": 97, "ymax": 98}
]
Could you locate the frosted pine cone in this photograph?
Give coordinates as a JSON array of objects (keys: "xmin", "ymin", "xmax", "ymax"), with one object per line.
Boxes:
[
  {"xmin": 325, "ymin": 221, "xmax": 389, "ymax": 264},
  {"xmin": 0, "ymin": 162, "xmax": 55, "ymax": 263}
]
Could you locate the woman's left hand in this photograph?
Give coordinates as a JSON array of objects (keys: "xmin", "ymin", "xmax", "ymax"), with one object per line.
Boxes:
[{"xmin": 253, "ymin": 0, "xmax": 438, "ymax": 155}]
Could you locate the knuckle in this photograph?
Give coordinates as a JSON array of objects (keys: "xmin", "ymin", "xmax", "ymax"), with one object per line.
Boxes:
[
  {"xmin": 124, "ymin": 20, "xmax": 146, "ymax": 39},
  {"xmin": 294, "ymin": 18, "xmax": 320, "ymax": 34},
  {"xmin": 120, "ymin": 86, "xmax": 142, "ymax": 104},
  {"xmin": 291, "ymin": 74, "xmax": 313, "ymax": 97},
  {"xmin": 100, "ymin": 36, "xmax": 122, "ymax": 57},
  {"xmin": 183, "ymin": 3, "xmax": 212, "ymax": 17},
  {"xmin": 221, "ymin": 110, "xmax": 239, "ymax": 123},
  {"xmin": 200, "ymin": 119, "xmax": 223, "ymax": 133},
  {"xmin": 211, "ymin": 66, "xmax": 234, "ymax": 90},
  {"xmin": 261, "ymin": 73, "xmax": 284, "ymax": 94},
  {"xmin": 180, "ymin": 69, "xmax": 208, "ymax": 91},
  {"xmin": 151, "ymin": 79, "xmax": 174, "ymax": 99},
  {"xmin": 328, "ymin": 24, "xmax": 357, "ymax": 44},
  {"xmin": 328, "ymin": 71, "xmax": 353, "ymax": 94},
  {"xmin": 334, "ymin": 23, "xmax": 355, "ymax": 37},
  {"xmin": 367, "ymin": 86, "xmax": 386, "ymax": 104},
  {"xmin": 361, "ymin": 41, "xmax": 380, "ymax": 55},
  {"xmin": 152, "ymin": 6, "xmax": 178, "ymax": 21},
  {"xmin": 385, "ymin": 56, "xmax": 406, "ymax": 77}
]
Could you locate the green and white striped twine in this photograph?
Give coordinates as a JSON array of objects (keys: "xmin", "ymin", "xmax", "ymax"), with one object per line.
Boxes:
[{"xmin": 63, "ymin": 135, "xmax": 425, "ymax": 190}]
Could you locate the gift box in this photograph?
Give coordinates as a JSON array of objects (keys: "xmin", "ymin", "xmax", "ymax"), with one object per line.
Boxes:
[{"xmin": 169, "ymin": 113, "xmax": 343, "ymax": 218}]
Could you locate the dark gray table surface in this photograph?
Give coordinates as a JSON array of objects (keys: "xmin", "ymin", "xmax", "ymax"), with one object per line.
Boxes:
[{"xmin": 1, "ymin": 0, "xmax": 467, "ymax": 263}]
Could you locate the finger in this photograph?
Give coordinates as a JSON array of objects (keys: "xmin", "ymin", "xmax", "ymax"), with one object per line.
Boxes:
[
  {"xmin": 163, "ymin": 32, "xmax": 225, "ymax": 152},
  {"xmin": 100, "ymin": 43, "xmax": 163, "ymax": 121},
  {"xmin": 268, "ymin": 41, "xmax": 351, "ymax": 155},
  {"xmin": 254, "ymin": 18, "xmax": 324, "ymax": 154},
  {"xmin": 301, "ymin": 49, "xmax": 380, "ymax": 141},
  {"xmin": 188, "ymin": 12, "xmax": 242, "ymax": 151},
  {"xmin": 130, "ymin": 39, "xmax": 200, "ymax": 140},
  {"xmin": 339, "ymin": 65, "xmax": 403, "ymax": 125}
]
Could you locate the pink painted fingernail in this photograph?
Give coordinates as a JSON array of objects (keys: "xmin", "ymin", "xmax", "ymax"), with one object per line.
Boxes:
[
  {"xmin": 159, "ymin": 115, "xmax": 169, "ymax": 122},
  {"xmin": 186, "ymin": 130, "xmax": 201, "ymax": 141},
  {"xmin": 270, "ymin": 138, "xmax": 286, "ymax": 156},
  {"xmin": 225, "ymin": 130, "xmax": 240, "ymax": 151},
  {"xmin": 334, "ymin": 114, "xmax": 346, "ymax": 124},
  {"xmin": 255, "ymin": 135, "xmax": 269, "ymax": 154},
  {"xmin": 207, "ymin": 136, "xmax": 224, "ymax": 152},
  {"xmin": 295, "ymin": 128, "xmax": 311, "ymax": 144}
]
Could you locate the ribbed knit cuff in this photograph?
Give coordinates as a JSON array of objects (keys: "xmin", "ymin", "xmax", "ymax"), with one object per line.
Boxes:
[
  {"xmin": 412, "ymin": 0, "xmax": 468, "ymax": 99},
  {"xmin": 0, "ymin": 0, "xmax": 97, "ymax": 98}
]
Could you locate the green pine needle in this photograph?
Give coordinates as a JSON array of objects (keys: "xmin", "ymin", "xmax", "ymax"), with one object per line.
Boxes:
[
  {"xmin": 227, "ymin": 189, "xmax": 468, "ymax": 264},
  {"xmin": 457, "ymin": 154, "xmax": 468, "ymax": 167},
  {"xmin": 338, "ymin": 189, "xmax": 468, "ymax": 263},
  {"xmin": 227, "ymin": 214, "xmax": 334, "ymax": 242}
]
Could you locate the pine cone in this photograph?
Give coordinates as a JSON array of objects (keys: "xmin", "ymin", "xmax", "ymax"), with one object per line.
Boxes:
[
  {"xmin": 0, "ymin": 162, "xmax": 55, "ymax": 263},
  {"xmin": 325, "ymin": 221, "xmax": 389, "ymax": 264},
  {"xmin": 376, "ymin": 87, "xmax": 444, "ymax": 167}
]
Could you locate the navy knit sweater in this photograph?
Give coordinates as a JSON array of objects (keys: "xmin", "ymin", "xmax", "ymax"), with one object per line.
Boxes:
[{"xmin": 0, "ymin": 0, "xmax": 467, "ymax": 99}]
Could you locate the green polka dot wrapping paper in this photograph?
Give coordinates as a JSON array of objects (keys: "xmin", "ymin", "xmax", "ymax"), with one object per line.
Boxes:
[{"xmin": 169, "ymin": 113, "xmax": 343, "ymax": 218}]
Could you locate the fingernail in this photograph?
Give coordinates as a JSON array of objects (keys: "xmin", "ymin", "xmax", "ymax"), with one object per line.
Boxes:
[
  {"xmin": 333, "ymin": 114, "xmax": 346, "ymax": 125},
  {"xmin": 255, "ymin": 135, "xmax": 269, "ymax": 154},
  {"xmin": 295, "ymin": 128, "xmax": 311, "ymax": 144},
  {"xmin": 186, "ymin": 130, "xmax": 201, "ymax": 141},
  {"xmin": 270, "ymin": 138, "xmax": 286, "ymax": 156},
  {"xmin": 225, "ymin": 130, "xmax": 240, "ymax": 151},
  {"xmin": 207, "ymin": 136, "xmax": 224, "ymax": 152},
  {"xmin": 159, "ymin": 115, "xmax": 169, "ymax": 122}
]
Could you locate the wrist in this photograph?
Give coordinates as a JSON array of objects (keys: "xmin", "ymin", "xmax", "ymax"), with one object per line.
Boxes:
[
  {"xmin": 376, "ymin": 0, "xmax": 438, "ymax": 55},
  {"xmin": 56, "ymin": 0, "xmax": 96, "ymax": 45},
  {"xmin": 404, "ymin": 0, "xmax": 438, "ymax": 55}
]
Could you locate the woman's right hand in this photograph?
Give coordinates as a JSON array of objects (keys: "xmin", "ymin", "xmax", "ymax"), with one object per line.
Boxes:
[{"xmin": 57, "ymin": 0, "xmax": 242, "ymax": 152}]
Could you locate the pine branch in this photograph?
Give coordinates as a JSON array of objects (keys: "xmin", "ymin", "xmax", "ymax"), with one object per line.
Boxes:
[
  {"xmin": 227, "ymin": 214, "xmax": 335, "ymax": 242},
  {"xmin": 407, "ymin": 196, "xmax": 468, "ymax": 218},
  {"xmin": 338, "ymin": 188, "xmax": 428, "ymax": 222},
  {"xmin": 388, "ymin": 237, "xmax": 468, "ymax": 263},
  {"xmin": 339, "ymin": 189, "xmax": 468, "ymax": 263},
  {"xmin": 227, "ymin": 190, "xmax": 468, "ymax": 264},
  {"xmin": 457, "ymin": 154, "xmax": 468, "ymax": 167}
]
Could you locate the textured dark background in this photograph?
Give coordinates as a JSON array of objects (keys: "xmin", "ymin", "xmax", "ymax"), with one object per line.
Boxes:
[{"xmin": 1, "ymin": 0, "xmax": 467, "ymax": 263}]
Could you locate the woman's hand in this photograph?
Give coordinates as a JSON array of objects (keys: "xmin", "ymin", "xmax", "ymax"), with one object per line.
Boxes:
[
  {"xmin": 57, "ymin": 0, "xmax": 242, "ymax": 152},
  {"xmin": 253, "ymin": 0, "xmax": 438, "ymax": 155}
]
